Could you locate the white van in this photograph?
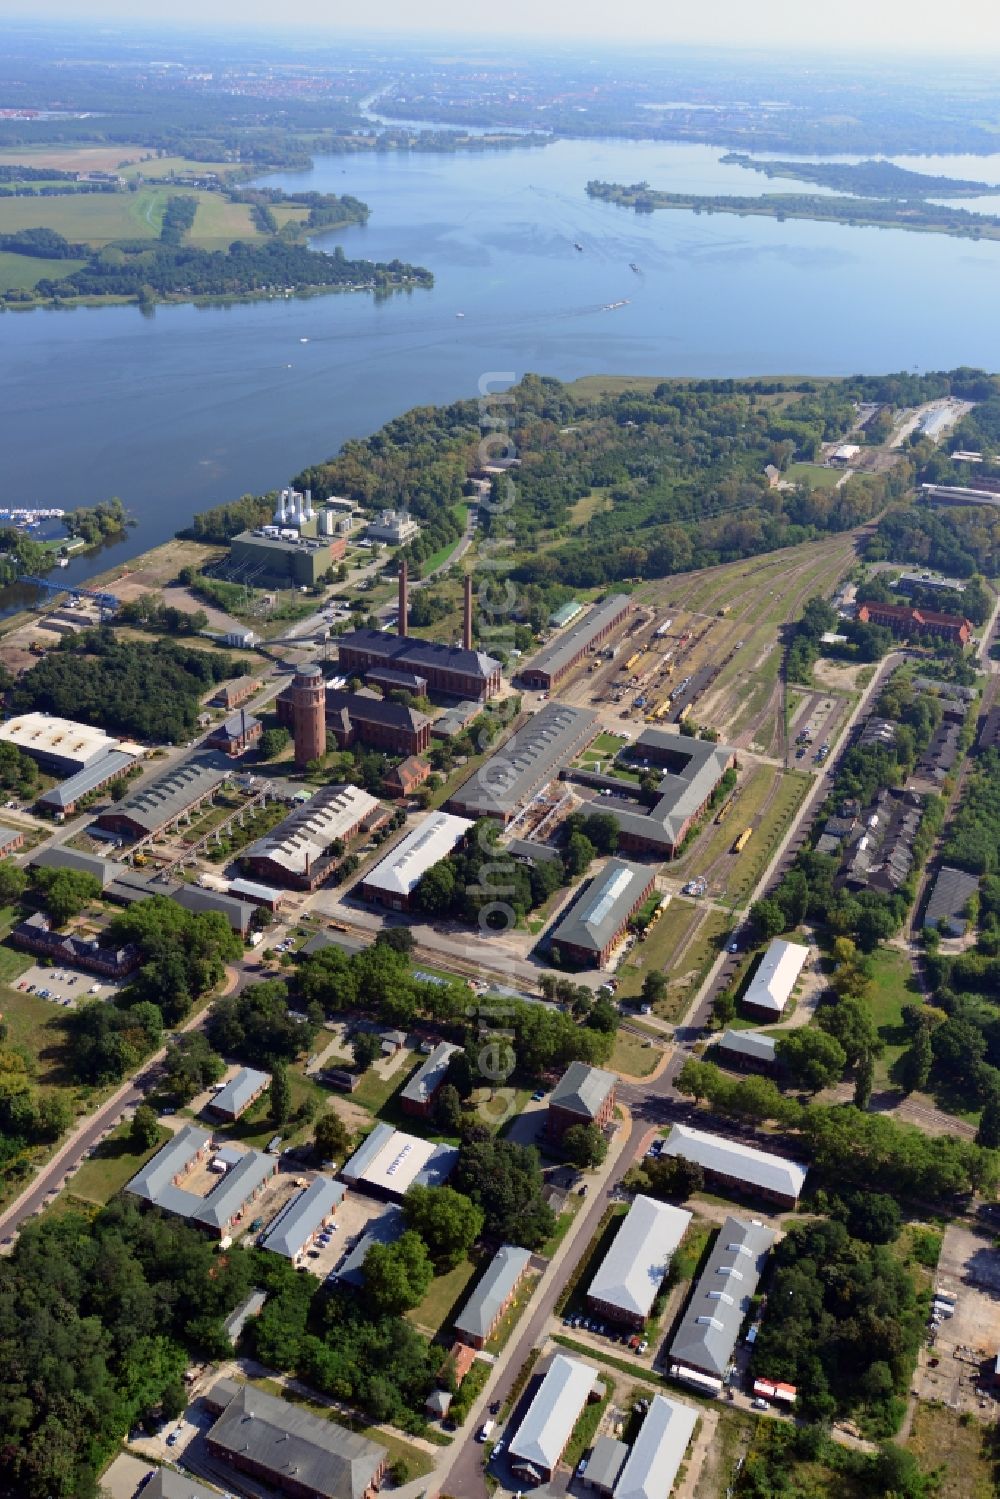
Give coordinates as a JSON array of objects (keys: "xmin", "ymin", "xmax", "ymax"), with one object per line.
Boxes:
[{"xmin": 478, "ymin": 1421, "xmax": 495, "ymax": 1443}]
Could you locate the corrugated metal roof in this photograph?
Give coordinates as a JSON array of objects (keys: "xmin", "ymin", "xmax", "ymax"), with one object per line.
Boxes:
[
  {"xmin": 362, "ymin": 811, "xmax": 473, "ymax": 897},
  {"xmin": 454, "ymin": 1245, "xmax": 532, "ymax": 1342},
  {"xmin": 614, "ymin": 1395, "xmax": 698, "ymax": 1499},
  {"xmin": 523, "ymin": 595, "xmax": 630, "ymax": 681},
  {"xmin": 244, "ymin": 783, "xmax": 380, "ymax": 876},
  {"xmin": 662, "ymin": 1124, "xmax": 807, "ymax": 1201},
  {"xmin": 588, "ymin": 1196, "xmax": 691, "ymax": 1321},
  {"xmin": 449, "ymin": 701, "xmax": 599, "ymax": 820},
  {"xmin": 509, "ymin": 1354, "xmax": 597, "ymax": 1475},
  {"xmin": 37, "ymin": 749, "xmax": 138, "ymax": 810},
  {"xmin": 99, "ymin": 755, "xmax": 230, "ymax": 836},
  {"xmin": 668, "ymin": 1216, "xmax": 774, "ymax": 1380}
]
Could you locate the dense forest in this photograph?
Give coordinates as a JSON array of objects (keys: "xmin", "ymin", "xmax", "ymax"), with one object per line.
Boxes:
[{"xmin": 720, "ymin": 153, "xmax": 995, "ymax": 198}]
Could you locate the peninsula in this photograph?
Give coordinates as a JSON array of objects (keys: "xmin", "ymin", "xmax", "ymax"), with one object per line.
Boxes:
[{"xmin": 720, "ymin": 153, "xmax": 998, "ymax": 199}]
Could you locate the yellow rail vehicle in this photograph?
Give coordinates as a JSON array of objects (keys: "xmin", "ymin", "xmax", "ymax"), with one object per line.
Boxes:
[{"xmin": 732, "ymin": 826, "xmax": 752, "ymax": 854}]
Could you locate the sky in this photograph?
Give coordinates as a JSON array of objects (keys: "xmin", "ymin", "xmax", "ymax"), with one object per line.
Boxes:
[{"xmin": 3, "ymin": 0, "xmax": 1000, "ymax": 54}]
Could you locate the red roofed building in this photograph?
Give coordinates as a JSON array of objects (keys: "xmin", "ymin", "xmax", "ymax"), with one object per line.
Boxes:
[{"xmin": 857, "ymin": 601, "xmax": 971, "ymax": 646}]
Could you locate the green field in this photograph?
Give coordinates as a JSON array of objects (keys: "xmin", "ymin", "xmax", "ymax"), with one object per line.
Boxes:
[
  {"xmin": 406, "ymin": 1255, "xmax": 479, "ymax": 1338},
  {"xmin": 865, "ymin": 947, "xmax": 920, "ymax": 1089},
  {"xmin": 609, "ymin": 1030, "xmax": 661, "ymax": 1077},
  {"xmin": 70, "ymin": 1118, "xmax": 169, "ymax": 1205},
  {"xmin": 0, "ymin": 250, "xmax": 88, "ymax": 290},
  {"xmin": 784, "ymin": 461, "xmax": 843, "ymax": 489},
  {"xmin": 0, "ymin": 185, "xmax": 262, "ymax": 258}
]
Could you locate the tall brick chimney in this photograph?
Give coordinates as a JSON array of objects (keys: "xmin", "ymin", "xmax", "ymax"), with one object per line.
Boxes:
[
  {"xmin": 463, "ymin": 573, "xmax": 473, "ymax": 652},
  {"xmin": 398, "ymin": 559, "xmax": 408, "ymax": 637}
]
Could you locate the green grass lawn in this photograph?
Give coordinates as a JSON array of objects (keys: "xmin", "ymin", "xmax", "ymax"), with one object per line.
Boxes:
[
  {"xmin": 617, "ymin": 900, "xmax": 733, "ymax": 1023},
  {"xmin": 70, "ymin": 1118, "xmax": 169, "ymax": 1205},
  {"xmin": 784, "ymin": 461, "xmax": 843, "ymax": 489},
  {"xmin": 0, "ymin": 250, "xmax": 88, "ymax": 290},
  {"xmin": 210, "ymin": 1069, "xmax": 327, "ymax": 1150},
  {"xmin": 484, "ymin": 1270, "xmax": 539, "ymax": 1354},
  {"xmin": 0, "ymin": 984, "xmax": 75, "ymax": 1090},
  {"xmin": 866, "ymin": 947, "xmax": 921, "ymax": 1089},
  {"xmin": 351, "ymin": 1054, "xmax": 423, "ymax": 1119},
  {"xmin": 406, "ymin": 1255, "xmax": 479, "ymax": 1338},
  {"xmin": 563, "ymin": 1374, "xmax": 614, "ymax": 1470},
  {"xmin": 609, "ymin": 1030, "xmax": 661, "ymax": 1078},
  {"xmin": 539, "ymin": 1191, "xmax": 582, "ymax": 1259}
]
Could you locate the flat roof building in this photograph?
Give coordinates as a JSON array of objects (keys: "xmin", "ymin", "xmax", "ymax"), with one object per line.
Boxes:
[
  {"xmin": 125, "ymin": 1125, "xmax": 276, "ymax": 1237},
  {"xmin": 205, "ymin": 1381, "xmax": 386, "ymax": 1499},
  {"xmin": 668, "ymin": 1216, "xmax": 775, "ymax": 1392},
  {"xmin": 661, "ymin": 1124, "xmax": 807, "ymax": 1208},
  {"xmin": 341, "ymin": 1123, "xmax": 458, "ymax": 1199},
  {"xmin": 454, "ymin": 1244, "xmax": 532, "ymax": 1349},
  {"xmin": 0, "ymin": 712, "xmax": 124, "ymax": 774},
  {"xmin": 36, "ymin": 748, "xmax": 138, "ymax": 816},
  {"xmin": 400, "ymin": 1041, "xmax": 459, "ymax": 1118},
  {"xmin": 242, "ymin": 783, "xmax": 381, "ymax": 891},
  {"xmin": 519, "ymin": 594, "xmax": 631, "ymax": 690},
  {"xmin": 615, "ymin": 1395, "xmax": 698, "ymax": 1499},
  {"xmin": 358, "ymin": 811, "xmax": 473, "ymax": 911},
  {"xmin": 206, "ymin": 1067, "xmax": 270, "ymax": 1122},
  {"xmin": 95, "ymin": 756, "xmax": 230, "ymax": 841},
  {"xmin": 588, "ymin": 1196, "xmax": 692, "ymax": 1328},
  {"xmin": 228, "ymin": 529, "xmax": 346, "ymax": 588},
  {"xmin": 547, "ymin": 1060, "xmax": 617, "ymax": 1143},
  {"xmin": 261, "ymin": 1176, "xmax": 346, "ymax": 1260},
  {"xmin": 549, "ymin": 858, "xmax": 655, "ymax": 969},
  {"xmin": 740, "ymin": 939, "xmax": 809, "ymax": 1021},
  {"xmin": 447, "ymin": 702, "xmax": 599, "ymax": 823},
  {"xmin": 509, "ymin": 1354, "xmax": 598, "ymax": 1484}
]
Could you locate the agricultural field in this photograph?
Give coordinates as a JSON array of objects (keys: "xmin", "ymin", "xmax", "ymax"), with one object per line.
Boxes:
[
  {"xmin": 0, "ymin": 250, "xmax": 87, "ymax": 290},
  {"xmin": 0, "ymin": 184, "xmax": 262, "ymax": 251},
  {"xmin": 0, "ymin": 144, "xmax": 148, "ymax": 172}
]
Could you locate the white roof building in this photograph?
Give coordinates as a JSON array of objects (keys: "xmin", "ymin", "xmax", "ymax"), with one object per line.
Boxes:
[
  {"xmin": 341, "ymin": 1123, "xmax": 458, "ymax": 1198},
  {"xmin": 614, "ymin": 1395, "xmax": 698, "ymax": 1499},
  {"xmin": 588, "ymin": 1196, "xmax": 691, "ymax": 1323},
  {"xmin": 661, "ymin": 1124, "xmax": 808, "ymax": 1205},
  {"xmin": 361, "ymin": 811, "xmax": 473, "ymax": 901},
  {"xmin": 0, "ymin": 712, "xmax": 123, "ymax": 772},
  {"xmin": 244, "ymin": 784, "xmax": 380, "ymax": 879},
  {"xmin": 741, "ymin": 938, "xmax": 809, "ymax": 1017},
  {"xmin": 509, "ymin": 1354, "xmax": 598, "ymax": 1480}
]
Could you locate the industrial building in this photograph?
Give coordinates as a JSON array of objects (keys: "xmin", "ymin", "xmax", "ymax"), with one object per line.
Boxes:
[
  {"xmin": 358, "ymin": 810, "xmax": 473, "ymax": 911},
  {"xmin": 341, "ymin": 1123, "xmax": 458, "ymax": 1199},
  {"xmin": 241, "ymin": 783, "xmax": 381, "ymax": 891},
  {"xmin": 211, "ymin": 675, "xmax": 262, "ymax": 710},
  {"xmin": 276, "ymin": 682, "xmax": 431, "ymax": 757},
  {"xmin": 206, "ymin": 1067, "xmax": 270, "ymax": 1123},
  {"xmin": 261, "ymin": 1176, "xmax": 346, "ymax": 1260},
  {"xmin": 856, "ymin": 601, "xmax": 972, "ymax": 647},
  {"xmin": 584, "ymin": 1435, "xmax": 629, "ymax": 1494},
  {"xmin": 205, "ymin": 710, "xmax": 262, "ymax": 758},
  {"xmin": 36, "ymin": 749, "xmax": 139, "ymax": 818},
  {"xmin": 365, "ymin": 665, "xmax": 428, "ymax": 696},
  {"xmin": 740, "ymin": 939, "xmax": 810, "ymax": 1021},
  {"xmin": 546, "ymin": 1061, "xmax": 617, "ymax": 1143},
  {"xmin": 94, "ymin": 756, "xmax": 230, "ymax": 841},
  {"xmin": 126, "ymin": 1126, "xmax": 277, "ymax": 1237},
  {"xmin": 337, "ymin": 572, "xmax": 502, "ymax": 701},
  {"xmin": 660, "ymin": 1124, "xmax": 807, "ymax": 1209},
  {"xmin": 453, "ymin": 1244, "xmax": 532, "ymax": 1349},
  {"xmin": 923, "ymin": 865, "xmax": 980, "ymax": 937},
  {"xmin": 548, "ymin": 859, "xmax": 655, "ymax": 969},
  {"xmin": 228, "ymin": 528, "xmax": 346, "ymax": 588},
  {"xmin": 0, "ymin": 712, "xmax": 125, "ymax": 775},
  {"xmin": 399, "ymin": 1041, "xmax": 459, "ymax": 1119},
  {"xmin": 518, "ymin": 594, "xmax": 632, "ymax": 690},
  {"xmin": 587, "ymin": 1196, "xmax": 692, "ymax": 1327},
  {"xmin": 508, "ymin": 1354, "xmax": 599, "ymax": 1484},
  {"xmin": 104, "ymin": 868, "xmax": 255, "ymax": 938},
  {"xmin": 614, "ymin": 1395, "xmax": 698, "ymax": 1499},
  {"xmin": 548, "ymin": 599, "xmax": 583, "ymax": 630},
  {"xmin": 364, "ymin": 509, "xmax": 420, "ymax": 545},
  {"xmin": 601, "ymin": 731, "xmax": 737, "ymax": 858},
  {"xmin": 431, "ymin": 700, "xmax": 482, "ymax": 739},
  {"xmin": 30, "ymin": 844, "xmax": 114, "ymax": 887},
  {"xmin": 668, "ymin": 1216, "xmax": 775, "ymax": 1393},
  {"xmin": 447, "ymin": 701, "xmax": 599, "ymax": 822},
  {"xmin": 205, "ymin": 1381, "xmax": 387, "ymax": 1499}
]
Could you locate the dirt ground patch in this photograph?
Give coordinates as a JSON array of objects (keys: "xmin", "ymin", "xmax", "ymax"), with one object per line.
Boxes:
[
  {"xmin": 323, "ymin": 1093, "xmax": 372, "ymax": 1136},
  {"xmin": 812, "ymin": 658, "xmax": 866, "ymax": 692},
  {"xmin": 913, "ymin": 1222, "xmax": 1000, "ymax": 1416},
  {"xmin": 907, "ymin": 1401, "xmax": 998, "ymax": 1499}
]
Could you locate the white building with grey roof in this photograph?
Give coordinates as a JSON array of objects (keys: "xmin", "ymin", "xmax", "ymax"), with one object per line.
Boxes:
[
  {"xmin": 614, "ymin": 1394, "xmax": 698, "ymax": 1499},
  {"xmin": 549, "ymin": 858, "xmax": 655, "ymax": 968},
  {"xmin": 341, "ymin": 1122, "xmax": 458, "ymax": 1199},
  {"xmin": 661, "ymin": 1124, "xmax": 807, "ymax": 1208},
  {"xmin": 453, "ymin": 1244, "xmax": 532, "ymax": 1348},
  {"xmin": 508, "ymin": 1353, "xmax": 599, "ymax": 1483},
  {"xmin": 587, "ymin": 1196, "xmax": 691, "ymax": 1327},
  {"xmin": 668, "ymin": 1215, "xmax": 775, "ymax": 1393}
]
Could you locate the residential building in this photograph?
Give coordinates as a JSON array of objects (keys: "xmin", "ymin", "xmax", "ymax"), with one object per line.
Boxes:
[
  {"xmin": 447, "ymin": 702, "xmax": 599, "ymax": 822},
  {"xmin": 843, "ymin": 788, "xmax": 922, "ymax": 895},
  {"xmin": 896, "ymin": 572, "xmax": 967, "ymax": 597},
  {"xmin": 261, "ymin": 1176, "xmax": 346, "ymax": 1260},
  {"xmin": 340, "ymin": 1123, "xmax": 458, "ymax": 1199},
  {"xmin": 333, "ymin": 1205, "xmax": 405, "ymax": 1287},
  {"xmin": 519, "ymin": 594, "xmax": 631, "ymax": 690},
  {"xmin": 453, "ymin": 1244, "xmax": 532, "ymax": 1349},
  {"xmin": 211, "ymin": 676, "xmax": 262, "ymax": 710},
  {"xmin": 710, "ymin": 1030, "xmax": 778, "ymax": 1074},
  {"xmin": 0, "ymin": 822, "xmax": 25, "ymax": 857},
  {"xmin": 358, "ymin": 811, "xmax": 473, "ymax": 911},
  {"xmin": 383, "ymin": 754, "xmax": 431, "ymax": 799},
  {"xmin": 923, "ymin": 865, "xmax": 980, "ymax": 937},
  {"xmin": 11, "ymin": 911, "xmax": 140, "ymax": 979},
  {"xmin": 614, "ymin": 1395, "xmax": 698, "ymax": 1499},
  {"xmin": 95, "ymin": 756, "xmax": 229, "ymax": 841},
  {"xmin": 206, "ymin": 710, "xmax": 262, "ymax": 757},
  {"xmin": 144, "ymin": 1474, "xmax": 224, "ymax": 1499},
  {"xmin": 508, "ymin": 1354, "xmax": 598, "ymax": 1484},
  {"xmin": 400, "ymin": 1041, "xmax": 459, "ymax": 1119},
  {"xmin": 584, "ymin": 1434, "xmax": 628, "ymax": 1494},
  {"xmin": 548, "ymin": 859, "xmax": 655, "ymax": 969},
  {"xmin": 276, "ymin": 686, "xmax": 431, "ymax": 757},
  {"xmin": 205, "ymin": 1382, "xmax": 387, "ymax": 1499},
  {"xmin": 740, "ymin": 939, "xmax": 810, "ymax": 1021},
  {"xmin": 336, "ymin": 630, "xmax": 501, "ymax": 702},
  {"xmin": 0, "ymin": 712, "xmax": 125, "ymax": 774},
  {"xmin": 241, "ymin": 783, "xmax": 381, "ymax": 890},
  {"xmin": 668, "ymin": 1216, "xmax": 775, "ymax": 1393},
  {"xmin": 365, "ymin": 509, "xmax": 420, "ymax": 545},
  {"xmin": 661, "ymin": 1124, "xmax": 807, "ymax": 1209},
  {"xmin": 125, "ymin": 1126, "xmax": 276, "ymax": 1237},
  {"xmin": 910, "ymin": 718, "xmax": 962, "ymax": 785},
  {"xmin": 587, "ymin": 1196, "xmax": 692, "ymax": 1328},
  {"xmin": 856, "ymin": 601, "xmax": 972, "ymax": 647},
  {"xmin": 228, "ymin": 528, "xmax": 346, "ymax": 588},
  {"xmin": 206, "ymin": 1067, "xmax": 270, "ymax": 1123},
  {"xmin": 36, "ymin": 749, "xmax": 138, "ymax": 817},
  {"xmin": 546, "ymin": 1061, "xmax": 617, "ymax": 1143}
]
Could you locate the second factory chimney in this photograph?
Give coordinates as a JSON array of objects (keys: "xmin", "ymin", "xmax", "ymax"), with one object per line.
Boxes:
[
  {"xmin": 398, "ymin": 559, "xmax": 408, "ymax": 637},
  {"xmin": 463, "ymin": 573, "xmax": 473, "ymax": 652}
]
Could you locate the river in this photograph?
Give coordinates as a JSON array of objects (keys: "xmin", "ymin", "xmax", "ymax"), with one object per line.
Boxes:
[{"xmin": 4, "ymin": 137, "xmax": 1000, "ymax": 599}]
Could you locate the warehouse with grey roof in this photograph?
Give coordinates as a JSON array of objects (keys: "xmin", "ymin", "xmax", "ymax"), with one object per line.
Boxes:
[
  {"xmin": 549, "ymin": 858, "xmax": 655, "ymax": 968},
  {"xmin": 95, "ymin": 756, "xmax": 230, "ymax": 840},
  {"xmin": 448, "ymin": 700, "xmax": 599, "ymax": 823},
  {"xmin": 668, "ymin": 1215, "xmax": 775, "ymax": 1393},
  {"xmin": 519, "ymin": 594, "xmax": 631, "ymax": 690},
  {"xmin": 599, "ymin": 730, "xmax": 737, "ymax": 857}
]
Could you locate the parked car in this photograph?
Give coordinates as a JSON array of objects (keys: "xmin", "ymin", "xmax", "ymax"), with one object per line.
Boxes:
[{"xmin": 751, "ymin": 1397, "xmax": 769, "ymax": 1411}]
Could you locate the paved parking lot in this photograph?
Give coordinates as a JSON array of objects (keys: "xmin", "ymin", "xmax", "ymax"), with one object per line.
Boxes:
[{"xmin": 12, "ymin": 963, "xmax": 118, "ymax": 1008}]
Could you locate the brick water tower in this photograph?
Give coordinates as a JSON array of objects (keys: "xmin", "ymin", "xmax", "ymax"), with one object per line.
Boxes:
[{"xmin": 291, "ymin": 663, "xmax": 326, "ymax": 768}]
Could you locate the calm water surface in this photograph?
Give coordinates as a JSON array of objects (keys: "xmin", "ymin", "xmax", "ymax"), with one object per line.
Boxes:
[{"xmin": 3, "ymin": 138, "xmax": 1000, "ymax": 595}]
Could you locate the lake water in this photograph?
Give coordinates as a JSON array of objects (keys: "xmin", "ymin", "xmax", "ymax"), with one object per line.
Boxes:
[{"xmin": 4, "ymin": 137, "xmax": 1000, "ymax": 598}]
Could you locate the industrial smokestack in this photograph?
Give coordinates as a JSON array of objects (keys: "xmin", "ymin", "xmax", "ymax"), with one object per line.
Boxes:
[
  {"xmin": 463, "ymin": 573, "xmax": 473, "ymax": 652},
  {"xmin": 398, "ymin": 559, "xmax": 408, "ymax": 637}
]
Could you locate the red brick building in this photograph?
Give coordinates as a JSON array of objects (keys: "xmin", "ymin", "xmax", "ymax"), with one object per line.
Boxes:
[
  {"xmin": 546, "ymin": 1062, "xmax": 617, "ymax": 1143},
  {"xmin": 857, "ymin": 601, "xmax": 972, "ymax": 647},
  {"xmin": 383, "ymin": 755, "xmax": 431, "ymax": 798},
  {"xmin": 276, "ymin": 686, "xmax": 430, "ymax": 757}
]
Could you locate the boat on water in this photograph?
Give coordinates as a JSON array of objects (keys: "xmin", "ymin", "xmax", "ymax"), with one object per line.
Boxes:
[
  {"xmin": 630, "ymin": 262, "xmax": 641, "ymax": 273},
  {"xmin": 602, "ymin": 299, "xmax": 631, "ymax": 311},
  {"xmin": 299, "ymin": 337, "xmax": 310, "ymax": 344},
  {"xmin": 574, "ymin": 242, "xmax": 584, "ymax": 251},
  {"xmin": 455, "ymin": 312, "xmax": 465, "ymax": 319}
]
